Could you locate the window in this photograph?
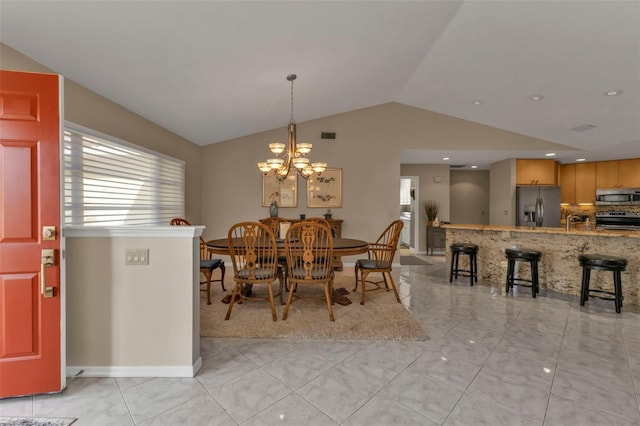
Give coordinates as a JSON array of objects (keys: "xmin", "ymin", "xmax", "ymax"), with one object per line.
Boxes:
[
  {"xmin": 400, "ymin": 178, "xmax": 412, "ymax": 205},
  {"xmin": 64, "ymin": 123, "xmax": 185, "ymax": 226}
]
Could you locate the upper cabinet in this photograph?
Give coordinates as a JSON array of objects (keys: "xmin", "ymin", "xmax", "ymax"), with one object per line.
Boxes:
[
  {"xmin": 516, "ymin": 159, "xmax": 558, "ymax": 185},
  {"xmin": 618, "ymin": 159, "xmax": 640, "ymax": 187},
  {"xmin": 559, "ymin": 164, "xmax": 576, "ymax": 204},
  {"xmin": 560, "ymin": 162, "xmax": 596, "ymax": 204},
  {"xmin": 560, "ymin": 164, "xmax": 576, "ymax": 204},
  {"xmin": 575, "ymin": 162, "xmax": 597, "ymax": 204},
  {"xmin": 596, "ymin": 159, "xmax": 640, "ymax": 188},
  {"xmin": 596, "ymin": 161, "xmax": 619, "ymax": 188}
]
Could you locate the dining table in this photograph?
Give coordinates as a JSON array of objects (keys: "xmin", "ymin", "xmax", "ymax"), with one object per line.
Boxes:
[
  {"xmin": 206, "ymin": 236, "xmax": 369, "ymax": 304},
  {"xmin": 206, "ymin": 237, "xmax": 369, "ymax": 258}
]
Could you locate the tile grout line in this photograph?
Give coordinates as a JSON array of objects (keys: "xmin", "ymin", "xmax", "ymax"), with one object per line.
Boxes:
[{"xmin": 540, "ymin": 302, "xmax": 571, "ymax": 426}]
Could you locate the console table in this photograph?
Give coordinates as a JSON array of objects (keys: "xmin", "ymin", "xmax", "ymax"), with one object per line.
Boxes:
[{"xmin": 426, "ymin": 225, "xmax": 446, "ymax": 255}]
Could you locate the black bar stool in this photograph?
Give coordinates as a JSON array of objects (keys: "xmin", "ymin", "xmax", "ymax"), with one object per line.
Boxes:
[
  {"xmin": 579, "ymin": 254, "xmax": 627, "ymax": 313},
  {"xmin": 505, "ymin": 248, "xmax": 542, "ymax": 297},
  {"xmin": 449, "ymin": 243, "xmax": 478, "ymax": 286}
]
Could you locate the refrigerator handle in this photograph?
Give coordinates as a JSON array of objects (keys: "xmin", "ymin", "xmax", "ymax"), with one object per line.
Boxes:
[{"xmin": 535, "ymin": 197, "xmax": 544, "ymax": 227}]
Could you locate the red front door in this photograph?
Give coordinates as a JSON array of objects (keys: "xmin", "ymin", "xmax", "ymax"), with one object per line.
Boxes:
[{"xmin": 0, "ymin": 70, "xmax": 62, "ymax": 397}]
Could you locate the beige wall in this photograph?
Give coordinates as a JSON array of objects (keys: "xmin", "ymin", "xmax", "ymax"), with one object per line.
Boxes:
[
  {"xmin": 490, "ymin": 158, "xmax": 517, "ymax": 225},
  {"xmin": 0, "ymin": 43, "xmax": 203, "ymax": 222},
  {"xmin": 65, "ymin": 231, "xmax": 199, "ymax": 371},
  {"xmin": 450, "ymin": 170, "xmax": 490, "ymax": 225}
]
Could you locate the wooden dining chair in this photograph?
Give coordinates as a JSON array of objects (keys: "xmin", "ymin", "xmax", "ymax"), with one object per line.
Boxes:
[
  {"xmin": 304, "ymin": 217, "xmax": 335, "ymax": 236},
  {"xmin": 259, "ymin": 217, "xmax": 289, "ymax": 239},
  {"xmin": 170, "ymin": 218, "xmax": 226, "ymax": 305},
  {"xmin": 353, "ymin": 220, "xmax": 403, "ymax": 305},
  {"xmin": 259, "ymin": 217, "xmax": 290, "ymax": 289},
  {"xmin": 282, "ymin": 221, "xmax": 335, "ymax": 321},
  {"xmin": 226, "ymin": 221, "xmax": 284, "ymax": 321}
]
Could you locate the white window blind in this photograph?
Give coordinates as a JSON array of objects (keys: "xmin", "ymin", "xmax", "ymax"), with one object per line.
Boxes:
[
  {"xmin": 64, "ymin": 124, "xmax": 185, "ymax": 226},
  {"xmin": 400, "ymin": 179, "xmax": 412, "ymax": 205}
]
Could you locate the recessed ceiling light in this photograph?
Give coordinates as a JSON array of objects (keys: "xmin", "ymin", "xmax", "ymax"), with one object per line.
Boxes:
[
  {"xmin": 442, "ymin": 157, "xmax": 450, "ymax": 161},
  {"xmin": 605, "ymin": 89, "xmax": 623, "ymax": 96},
  {"xmin": 571, "ymin": 124, "xmax": 597, "ymax": 132},
  {"xmin": 576, "ymin": 158, "xmax": 586, "ymax": 162},
  {"xmin": 471, "ymin": 165, "xmax": 478, "ymax": 169},
  {"xmin": 545, "ymin": 153, "xmax": 556, "ymax": 157},
  {"xmin": 529, "ymin": 94, "xmax": 544, "ymax": 101},
  {"xmin": 472, "ymin": 100, "xmax": 484, "ymax": 105}
]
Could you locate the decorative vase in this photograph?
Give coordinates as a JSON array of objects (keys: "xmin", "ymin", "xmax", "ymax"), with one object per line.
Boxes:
[{"xmin": 269, "ymin": 201, "xmax": 278, "ymax": 217}]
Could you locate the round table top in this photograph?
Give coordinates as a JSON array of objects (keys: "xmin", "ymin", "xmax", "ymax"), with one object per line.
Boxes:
[{"xmin": 206, "ymin": 237, "xmax": 369, "ymax": 256}]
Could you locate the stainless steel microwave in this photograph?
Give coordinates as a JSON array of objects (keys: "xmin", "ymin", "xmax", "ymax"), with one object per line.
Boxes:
[{"xmin": 595, "ymin": 188, "xmax": 640, "ymax": 205}]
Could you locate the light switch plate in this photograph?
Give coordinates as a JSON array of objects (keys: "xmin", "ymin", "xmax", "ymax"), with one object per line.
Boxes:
[{"xmin": 126, "ymin": 248, "xmax": 149, "ymax": 265}]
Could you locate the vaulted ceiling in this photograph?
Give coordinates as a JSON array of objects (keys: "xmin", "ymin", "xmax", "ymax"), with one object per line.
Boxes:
[{"xmin": 1, "ymin": 1, "xmax": 638, "ymax": 168}]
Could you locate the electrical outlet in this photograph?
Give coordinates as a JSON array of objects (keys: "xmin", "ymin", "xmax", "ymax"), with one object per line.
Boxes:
[{"xmin": 126, "ymin": 248, "xmax": 149, "ymax": 265}]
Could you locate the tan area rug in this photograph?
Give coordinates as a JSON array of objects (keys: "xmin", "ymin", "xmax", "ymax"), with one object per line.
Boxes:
[{"xmin": 201, "ymin": 276, "xmax": 427, "ymax": 341}]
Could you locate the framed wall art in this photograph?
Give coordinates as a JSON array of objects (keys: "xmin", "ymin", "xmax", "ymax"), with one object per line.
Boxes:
[
  {"xmin": 307, "ymin": 168, "xmax": 342, "ymax": 208},
  {"xmin": 262, "ymin": 173, "xmax": 297, "ymax": 207}
]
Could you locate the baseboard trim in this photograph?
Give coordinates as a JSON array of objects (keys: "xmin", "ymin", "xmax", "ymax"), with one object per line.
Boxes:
[{"xmin": 67, "ymin": 357, "xmax": 203, "ymax": 378}]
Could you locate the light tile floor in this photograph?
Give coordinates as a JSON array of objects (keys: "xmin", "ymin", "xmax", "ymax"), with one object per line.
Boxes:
[{"xmin": 2, "ymin": 256, "xmax": 640, "ymax": 425}]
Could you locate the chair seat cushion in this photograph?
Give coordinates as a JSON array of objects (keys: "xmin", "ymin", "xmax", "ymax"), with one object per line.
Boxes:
[
  {"xmin": 290, "ymin": 266, "xmax": 331, "ymax": 279},
  {"xmin": 357, "ymin": 259, "xmax": 391, "ymax": 270},
  {"xmin": 450, "ymin": 243, "xmax": 478, "ymax": 253},
  {"xmin": 449, "ymin": 243, "xmax": 478, "ymax": 253},
  {"xmin": 200, "ymin": 258, "xmax": 223, "ymax": 270},
  {"xmin": 579, "ymin": 254, "xmax": 627, "ymax": 270},
  {"xmin": 505, "ymin": 248, "xmax": 542, "ymax": 260},
  {"xmin": 237, "ymin": 266, "xmax": 276, "ymax": 280}
]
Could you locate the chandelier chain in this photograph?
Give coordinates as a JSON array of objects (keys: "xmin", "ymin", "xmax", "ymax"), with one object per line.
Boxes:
[{"xmin": 290, "ymin": 77, "xmax": 295, "ymax": 124}]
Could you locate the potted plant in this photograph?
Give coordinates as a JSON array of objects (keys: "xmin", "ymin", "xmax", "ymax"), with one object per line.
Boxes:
[{"xmin": 424, "ymin": 200, "xmax": 439, "ymax": 224}]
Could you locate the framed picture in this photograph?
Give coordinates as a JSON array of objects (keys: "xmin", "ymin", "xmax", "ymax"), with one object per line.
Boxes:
[
  {"xmin": 307, "ymin": 168, "xmax": 342, "ymax": 208},
  {"xmin": 262, "ymin": 173, "xmax": 297, "ymax": 207}
]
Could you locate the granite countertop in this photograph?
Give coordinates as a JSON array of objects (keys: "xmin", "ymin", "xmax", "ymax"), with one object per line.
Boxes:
[{"xmin": 441, "ymin": 223, "xmax": 640, "ymax": 238}]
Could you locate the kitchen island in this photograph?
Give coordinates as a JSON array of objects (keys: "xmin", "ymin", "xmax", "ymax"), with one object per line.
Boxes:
[{"xmin": 442, "ymin": 224, "xmax": 639, "ymax": 306}]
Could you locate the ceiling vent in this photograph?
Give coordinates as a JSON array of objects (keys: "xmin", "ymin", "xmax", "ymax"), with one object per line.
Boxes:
[
  {"xmin": 571, "ymin": 124, "xmax": 597, "ymax": 132},
  {"xmin": 450, "ymin": 164, "xmax": 467, "ymax": 168},
  {"xmin": 321, "ymin": 132, "xmax": 336, "ymax": 139}
]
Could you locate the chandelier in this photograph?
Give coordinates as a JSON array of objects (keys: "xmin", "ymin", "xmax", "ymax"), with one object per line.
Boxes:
[{"xmin": 257, "ymin": 74, "xmax": 327, "ymax": 182}]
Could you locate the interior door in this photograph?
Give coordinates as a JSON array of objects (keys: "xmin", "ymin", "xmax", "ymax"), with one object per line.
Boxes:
[{"xmin": 0, "ymin": 70, "xmax": 62, "ymax": 398}]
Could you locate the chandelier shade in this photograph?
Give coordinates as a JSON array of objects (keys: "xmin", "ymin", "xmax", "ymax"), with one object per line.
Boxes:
[{"xmin": 257, "ymin": 74, "xmax": 327, "ymax": 182}]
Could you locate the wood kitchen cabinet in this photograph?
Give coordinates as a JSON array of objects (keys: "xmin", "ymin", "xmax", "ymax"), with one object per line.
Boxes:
[
  {"xmin": 575, "ymin": 162, "xmax": 596, "ymax": 203},
  {"xmin": 516, "ymin": 159, "xmax": 558, "ymax": 185},
  {"xmin": 619, "ymin": 159, "xmax": 640, "ymax": 187},
  {"xmin": 596, "ymin": 159, "xmax": 640, "ymax": 188},
  {"xmin": 596, "ymin": 160, "xmax": 620, "ymax": 188},
  {"xmin": 559, "ymin": 164, "xmax": 576, "ymax": 204},
  {"xmin": 559, "ymin": 162, "xmax": 597, "ymax": 204}
]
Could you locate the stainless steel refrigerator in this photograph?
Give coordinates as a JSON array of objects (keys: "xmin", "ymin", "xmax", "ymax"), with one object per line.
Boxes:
[{"xmin": 516, "ymin": 186, "xmax": 561, "ymax": 227}]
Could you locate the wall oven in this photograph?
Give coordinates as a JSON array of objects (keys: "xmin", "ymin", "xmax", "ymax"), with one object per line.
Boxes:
[{"xmin": 595, "ymin": 188, "xmax": 640, "ymax": 205}]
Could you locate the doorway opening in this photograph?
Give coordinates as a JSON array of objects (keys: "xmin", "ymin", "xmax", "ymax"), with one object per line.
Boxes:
[{"xmin": 400, "ymin": 176, "xmax": 419, "ymax": 254}]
